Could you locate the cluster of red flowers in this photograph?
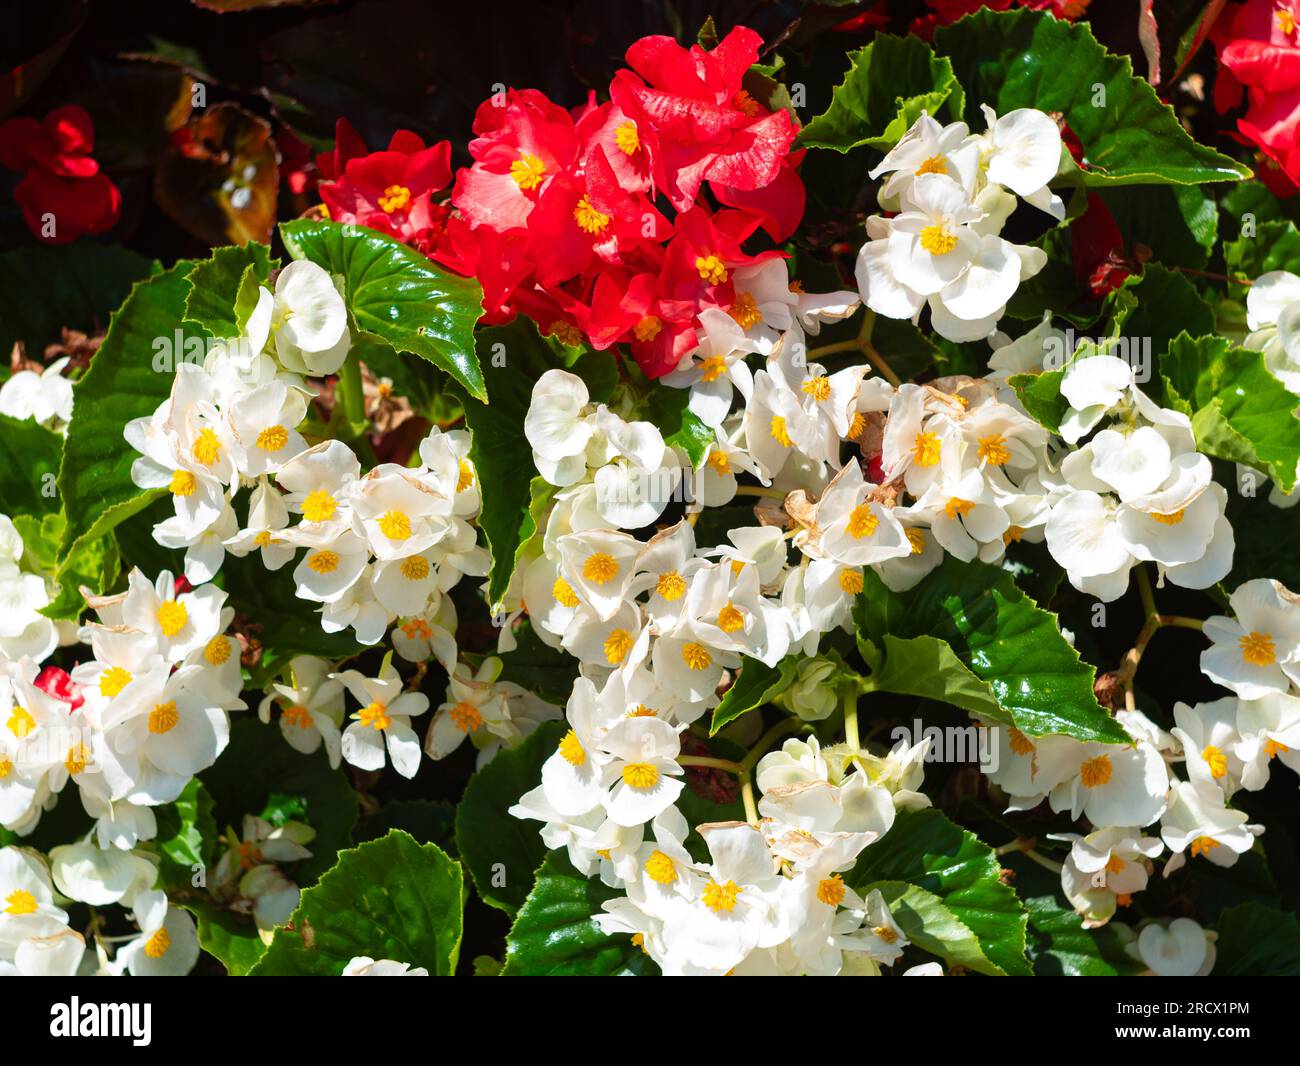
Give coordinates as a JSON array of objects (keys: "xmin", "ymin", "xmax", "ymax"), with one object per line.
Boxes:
[
  {"xmin": 0, "ymin": 105, "xmax": 120, "ymax": 244},
  {"xmin": 317, "ymin": 27, "xmax": 803, "ymax": 378},
  {"xmin": 1213, "ymin": 0, "xmax": 1300, "ymax": 196}
]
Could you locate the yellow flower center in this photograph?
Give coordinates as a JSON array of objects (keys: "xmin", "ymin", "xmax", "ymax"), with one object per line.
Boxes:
[
  {"xmin": 695, "ymin": 254, "xmax": 728, "ymax": 285},
  {"xmin": 157, "ymin": 600, "xmax": 188, "ymax": 638},
  {"xmin": 706, "ymin": 451, "xmax": 731, "ymax": 475},
  {"xmin": 919, "ymin": 224, "xmax": 958, "ymax": 256},
  {"xmin": 307, "ymin": 549, "xmax": 340, "ymax": 574},
  {"xmin": 552, "ymin": 576, "xmax": 580, "ymax": 607},
  {"xmin": 1239, "ymin": 630, "xmax": 1276, "ymax": 666},
  {"xmin": 1105, "ymin": 854, "xmax": 1126, "ymax": 875},
  {"xmin": 1079, "ymin": 753, "xmax": 1113, "ymax": 788},
  {"xmin": 256, "ymin": 425, "xmax": 288, "ymax": 452},
  {"xmin": 682, "ymin": 642, "xmax": 712, "ymax": 671},
  {"xmin": 769, "ymin": 415, "xmax": 792, "ymax": 447},
  {"xmin": 6, "ymin": 706, "xmax": 34, "ymax": 738},
  {"xmin": 457, "ymin": 459, "xmax": 476, "ymax": 492},
  {"xmin": 633, "ymin": 315, "xmax": 662, "ymax": 342},
  {"xmin": 839, "ymin": 568, "xmax": 864, "ymax": 595},
  {"xmin": 915, "ymin": 154, "xmax": 948, "ymax": 176},
  {"xmin": 1266, "ymin": 737, "xmax": 1290, "ymax": 758},
  {"xmin": 645, "ymin": 850, "xmax": 677, "ymax": 885},
  {"xmin": 847, "ymin": 503, "xmax": 878, "ymax": 539},
  {"xmin": 359, "ymin": 701, "xmax": 391, "ymax": 731},
  {"xmin": 377, "ymin": 510, "xmax": 412, "ymax": 540},
  {"xmin": 510, "ymin": 153, "xmax": 546, "ymax": 190},
  {"xmin": 558, "ymin": 729, "xmax": 585, "ymax": 766},
  {"xmin": 912, "ymin": 431, "xmax": 942, "ymax": 466},
  {"xmin": 149, "ymin": 701, "xmax": 179, "ymax": 735},
  {"xmin": 100, "ymin": 666, "xmax": 132, "ymax": 698},
  {"xmin": 615, "ymin": 121, "xmax": 640, "ymax": 155},
  {"xmin": 978, "ymin": 434, "xmax": 1011, "ymax": 466},
  {"xmin": 378, "ymin": 184, "xmax": 411, "ymax": 213},
  {"xmin": 1008, "ymin": 728, "xmax": 1036, "ymax": 756},
  {"xmin": 449, "ymin": 701, "xmax": 483, "ymax": 733},
  {"xmin": 4, "ymin": 890, "xmax": 38, "ymax": 916},
  {"xmin": 282, "ymin": 705, "xmax": 313, "ymax": 729},
  {"xmin": 1003, "ymin": 525, "xmax": 1025, "ymax": 545},
  {"xmin": 698, "ymin": 355, "xmax": 728, "ymax": 383},
  {"xmin": 1201, "ymin": 744, "xmax": 1229, "ymax": 779},
  {"xmin": 192, "ymin": 427, "xmax": 221, "ymax": 466},
  {"xmin": 65, "ymin": 743, "xmax": 91, "ymax": 775},
  {"xmin": 729, "ymin": 292, "xmax": 762, "ymax": 329},
  {"xmin": 302, "ymin": 489, "xmax": 338, "ymax": 523},
  {"xmin": 400, "ymin": 555, "xmax": 431, "ymax": 581},
  {"xmin": 945, "ymin": 497, "xmax": 975, "ymax": 520},
  {"xmin": 905, "ymin": 527, "xmax": 927, "ymax": 555},
  {"xmin": 702, "ymin": 878, "xmax": 741, "ymax": 913},
  {"xmin": 622, "ymin": 762, "xmax": 659, "ymax": 789},
  {"xmin": 170, "ymin": 469, "xmax": 197, "ymax": 497},
  {"xmin": 802, "ymin": 376, "xmax": 831, "ymax": 402},
  {"xmin": 604, "ymin": 628, "xmax": 633, "ymax": 665},
  {"xmin": 573, "ymin": 196, "xmax": 611, "ymax": 235},
  {"xmin": 583, "ymin": 552, "xmax": 619, "ymax": 584},
  {"xmin": 1190, "ymin": 835, "xmax": 1221, "ymax": 858},
  {"xmin": 847, "ymin": 411, "xmax": 867, "ymax": 440},
  {"xmin": 717, "ymin": 602, "xmax": 745, "ymax": 633},
  {"xmin": 144, "ymin": 928, "xmax": 171, "ymax": 959},
  {"xmin": 0, "ymin": 757, "xmax": 12, "ymax": 779},
  {"xmin": 656, "ymin": 571, "xmax": 686, "ymax": 601},
  {"xmin": 732, "ymin": 90, "xmax": 760, "ymax": 117},
  {"xmin": 816, "ymin": 875, "xmax": 846, "ymax": 906},
  {"xmin": 1151, "ymin": 508, "xmax": 1186, "ymax": 525},
  {"xmin": 205, "ymin": 635, "xmax": 232, "ymax": 666},
  {"xmin": 549, "ymin": 320, "xmax": 583, "ymax": 346},
  {"xmin": 873, "ymin": 925, "xmax": 898, "ymax": 944},
  {"xmin": 1279, "ymin": 8, "xmax": 1297, "ymax": 35}
]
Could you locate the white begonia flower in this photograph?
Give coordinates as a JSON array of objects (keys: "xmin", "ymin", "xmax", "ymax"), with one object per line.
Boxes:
[
  {"xmin": 225, "ymin": 476, "xmax": 296, "ymax": 571},
  {"xmin": 1134, "ymin": 918, "xmax": 1215, "ymax": 977},
  {"xmin": 342, "ymin": 956, "xmax": 429, "ymax": 976},
  {"xmin": 0, "ymin": 847, "xmax": 68, "ymax": 954},
  {"xmin": 1034, "ymin": 738, "xmax": 1169, "ymax": 828},
  {"xmin": 0, "ymin": 356, "xmax": 74, "ymax": 426},
  {"xmin": 696, "ymin": 418, "xmax": 768, "ymax": 508},
  {"xmin": 226, "ymin": 379, "xmax": 309, "ymax": 476},
  {"xmin": 418, "ymin": 427, "xmax": 480, "ymax": 518},
  {"xmin": 803, "ymin": 460, "xmax": 911, "ymax": 567},
  {"xmin": 1050, "ymin": 826, "xmax": 1162, "ymax": 928},
  {"xmin": 333, "ymin": 662, "xmax": 429, "ymax": 778},
  {"xmin": 1200, "ymin": 578, "xmax": 1300, "ymax": 699},
  {"xmin": 743, "ymin": 364, "xmax": 814, "ymax": 480},
  {"xmin": 1160, "ymin": 779, "xmax": 1263, "ymax": 874},
  {"xmin": 563, "ymin": 600, "xmax": 648, "ymax": 675},
  {"xmin": 556, "ymin": 528, "xmax": 641, "ymax": 622},
  {"xmin": 276, "ymin": 438, "xmax": 362, "ymax": 534},
  {"xmin": 266, "ymin": 260, "xmax": 351, "ymax": 377},
  {"xmin": 49, "ymin": 842, "xmax": 157, "ymax": 907},
  {"xmin": 974, "ymin": 104, "xmax": 1065, "ymax": 218},
  {"xmin": 661, "ymin": 307, "xmax": 757, "ymax": 424},
  {"xmin": 869, "ymin": 112, "xmax": 978, "ymax": 209},
  {"xmin": 116, "ymin": 890, "xmax": 200, "ymax": 977},
  {"xmin": 120, "ymin": 567, "xmax": 226, "ymax": 664},
  {"xmin": 1088, "ymin": 426, "xmax": 1173, "ymax": 501},
  {"xmin": 259, "ymin": 655, "xmax": 345, "ymax": 767},
  {"xmin": 524, "ymin": 369, "xmax": 593, "ymax": 486},
  {"xmin": 319, "ymin": 575, "xmax": 390, "ymax": 646},
  {"xmin": 391, "ymin": 591, "xmax": 459, "ymax": 672},
  {"xmin": 539, "ymin": 677, "xmax": 619, "ymax": 817},
  {"xmin": 1057, "ymin": 354, "xmax": 1135, "ymax": 444},
  {"xmin": 1171, "ymin": 698, "xmax": 1245, "ymax": 795},
  {"xmin": 350, "ymin": 465, "xmax": 451, "ymax": 561},
  {"xmin": 292, "ymin": 529, "xmax": 370, "ymax": 604},
  {"xmin": 0, "ymin": 516, "xmax": 57, "ymax": 663},
  {"xmin": 3, "ymin": 928, "xmax": 85, "ymax": 976},
  {"xmin": 424, "ymin": 658, "xmax": 513, "ymax": 762},
  {"xmin": 1234, "ymin": 692, "xmax": 1300, "ymax": 790},
  {"xmin": 1245, "ymin": 269, "xmax": 1300, "ymax": 392},
  {"xmin": 599, "ymin": 716, "xmax": 684, "ymax": 828}
]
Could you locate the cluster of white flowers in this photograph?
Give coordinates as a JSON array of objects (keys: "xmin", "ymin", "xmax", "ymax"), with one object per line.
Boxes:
[
  {"xmin": 856, "ymin": 108, "xmax": 1062, "ymax": 343},
  {"xmin": 0, "ymin": 564, "xmax": 246, "ymax": 975}
]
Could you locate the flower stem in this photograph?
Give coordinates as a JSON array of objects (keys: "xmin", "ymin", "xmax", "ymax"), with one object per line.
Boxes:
[
  {"xmin": 740, "ymin": 715, "xmax": 802, "ymax": 773},
  {"xmin": 734, "ymin": 485, "xmax": 787, "ymax": 500},
  {"xmin": 677, "ymin": 755, "xmax": 745, "ymax": 774}
]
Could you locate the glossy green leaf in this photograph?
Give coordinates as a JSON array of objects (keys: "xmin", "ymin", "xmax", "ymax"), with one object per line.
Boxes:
[
  {"xmin": 847, "ymin": 807, "xmax": 1031, "ymax": 976},
  {"xmin": 0, "ymin": 414, "xmax": 62, "ymax": 517},
  {"xmin": 799, "ymin": 33, "xmax": 962, "ymax": 152},
  {"xmin": 709, "ymin": 655, "xmax": 797, "ymax": 735},
  {"xmin": 866, "ymin": 880, "xmax": 997, "ymax": 975},
  {"xmin": 181, "ymin": 898, "xmax": 268, "ymax": 976},
  {"xmin": 249, "ymin": 831, "xmax": 464, "ymax": 976},
  {"xmin": 1023, "ymin": 895, "xmax": 1142, "ymax": 976},
  {"xmin": 503, "ymin": 851, "xmax": 658, "ymax": 976},
  {"xmin": 183, "ymin": 242, "xmax": 275, "ymax": 339},
  {"xmin": 279, "ymin": 219, "xmax": 485, "ymax": 399},
  {"xmin": 933, "ymin": 8, "xmax": 1248, "ymax": 186},
  {"xmin": 855, "ymin": 558, "xmax": 1127, "ymax": 743}
]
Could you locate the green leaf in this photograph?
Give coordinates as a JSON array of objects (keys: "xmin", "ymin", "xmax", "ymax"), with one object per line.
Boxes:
[
  {"xmin": 0, "ymin": 414, "xmax": 63, "ymax": 517},
  {"xmin": 201, "ymin": 719, "xmax": 359, "ymax": 885},
  {"xmin": 456, "ymin": 721, "xmax": 564, "ymax": 914},
  {"xmin": 1223, "ymin": 219, "xmax": 1300, "ymax": 280},
  {"xmin": 855, "ymin": 558, "xmax": 1128, "ymax": 743},
  {"xmin": 1023, "ymin": 895, "xmax": 1142, "ymax": 976},
  {"xmin": 865, "ymin": 880, "xmax": 997, "ymax": 975},
  {"xmin": 180, "ymin": 898, "xmax": 268, "ymax": 976},
  {"xmin": 13, "ymin": 511, "xmax": 120, "ymax": 622},
  {"xmin": 933, "ymin": 8, "xmax": 1248, "ymax": 186},
  {"xmin": 279, "ymin": 219, "xmax": 485, "ymax": 399},
  {"xmin": 1213, "ymin": 902, "xmax": 1300, "ymax": 976},
  {"xmin": 0, "ymin": 243, "xmax": 158, "ymax": 357},
  {"xmin": 799, "ymin": 33, "xmax": 961, "ymax": 152},
  {"xmin": 847, "ymin": 807, "xmax": 1031, "ymax": 976},
  {"xmin": 249, "ymin": 831, "xmax": 464, "ymax": 976},
  {"xmin": 156, "ymin": 779, "xmax": 218, "ymax": 890},
  {"xmin": 57, "ymin": 260, "xmax": 203, "ymax": 561},
  {"xmin": 183, "ymin": 242, "xmax": 275, "ymax": 338},
  {"xmin": 355, "ymin": 799, "xmax": 456, "ymax": 852},
  {"xmin": 709, "ymin": 655, "xmax": 797, "ymax": 735},
  {"xmin": 1161, "ymin": 332, "xmax": 1300, "ymax": 492},
  {"xmin": 1106, "ymin": 265, "xmax": 1215, "ymax": 357},
  {"xmin": 503, "ymin": 851, "xmax": 658, "ymax": 975},
  {"xmin": 1103, "ymin": 185, "xmax": 1218, "ymax": 269},
  {"xmin": 1009, "ymin": 368, "xmax": 1067, "ymax": 434},
  {"xmin": 859, "ymin": 633, "xmax": 1004, "ymax": 722}
]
